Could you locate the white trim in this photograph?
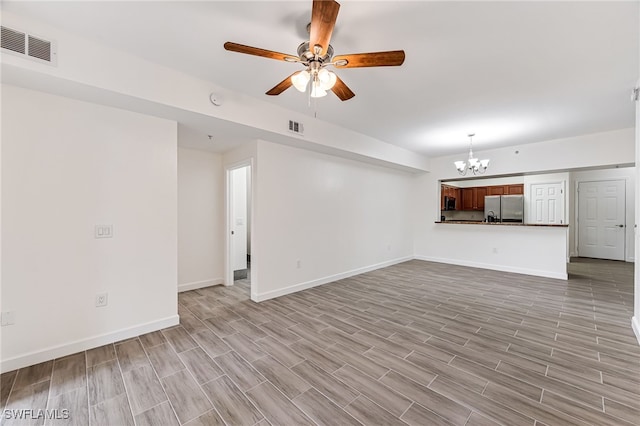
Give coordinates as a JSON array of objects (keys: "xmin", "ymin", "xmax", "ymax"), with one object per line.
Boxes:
[
  {"xmin": 632, "ymin": 316, "xmax": 640, "ymax": 346},
  {"xmin": 0, "ymin": 315, "xmax": 179, "ymax": 373},
  {"xmin": 414, "ymin": 255, "xmax": 568, "ymax": 280},
  {"xmin": 178, "ymin": 278, "xmax": 224, "ymax": 293},
  {"xmin": 253, "ymin": 256, "xmax": 413, "ymax": 302}
]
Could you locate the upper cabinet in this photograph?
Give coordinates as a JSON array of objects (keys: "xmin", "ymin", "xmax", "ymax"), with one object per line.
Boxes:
[
  {"xmin": 441, "ymin": 184, "xmax": 461, "ymax": 210},
  {"xmin": 457, "ymin": 184, "xmax": 523, "ymax": 211},
  {"xmin": 507, "ymin": 184, "xmax": 524, "ymax": 195},
  {"xmin": 461, "ymin": 187, "xmax": 488, "ymax": 211}
]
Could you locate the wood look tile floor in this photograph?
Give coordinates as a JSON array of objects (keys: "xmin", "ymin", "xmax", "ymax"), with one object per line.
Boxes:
[{"xmin": 2, "ymin": 258, "xmax": 639, "ymax": 425}]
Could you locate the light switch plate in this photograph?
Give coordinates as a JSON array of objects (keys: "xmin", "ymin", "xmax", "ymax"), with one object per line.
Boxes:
[{"xmin": 1, "ymin": 311, "xmax": 16, "ymax": 326}]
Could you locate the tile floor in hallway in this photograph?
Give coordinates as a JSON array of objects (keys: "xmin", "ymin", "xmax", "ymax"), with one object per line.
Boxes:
[{"xmin": 1, "ymin": 258, "xmax": 639, "ymax": 425}]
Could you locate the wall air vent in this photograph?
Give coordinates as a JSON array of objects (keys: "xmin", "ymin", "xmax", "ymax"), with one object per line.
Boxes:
[
  {"xmin": 1, "ymin": 26, "xmax": 26, "ymax": 54},
  {"xmin": 1, "ymin": 26, "xmax": 57, "ymax": 66},
  {"xmin": 288, "ymin": 120, "xmax": 304, "ymax": 135}
]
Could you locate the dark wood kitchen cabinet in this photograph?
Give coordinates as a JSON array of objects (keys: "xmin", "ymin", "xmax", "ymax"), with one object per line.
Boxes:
[
  {"xmin": 475, "ymin": 187, "xmax": 487, "ymax": 210},
  {"xmin": 486, "ymin": 184, "xmax": 524, "ymax": 196},
  {"xmin": 459, "ymin": 184, "xmax": 523, "ymax": 211},
  {"xmin": 487, "ymin": 186, "xmax": 505, "ymax": 195},
  {"xmin": 461, "ymin": 187, "xmax": 487, "ymax": 211},
  {"xmin": 441, "ymin": 184, "xmax": 460, "ymax": 210},
  {"xmin": 506, "ymin": 184, "xmax": 524, "ymax": 194}
]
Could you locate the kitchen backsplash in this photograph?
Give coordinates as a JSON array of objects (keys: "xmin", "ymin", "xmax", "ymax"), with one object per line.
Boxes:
[{"xmin": 441, "ymin": 210, "xmax": 484, "ymax": 221}]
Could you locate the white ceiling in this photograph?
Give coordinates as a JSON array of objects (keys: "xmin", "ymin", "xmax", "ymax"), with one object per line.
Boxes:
[{"xmin": 3, "ymin": 1, "xmax": 638, "ymax": 157}]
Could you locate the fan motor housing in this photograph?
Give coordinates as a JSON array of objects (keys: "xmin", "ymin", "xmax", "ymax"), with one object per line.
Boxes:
[{"xmin": 297, "ymin": 41, "xmax": 333, "ymax": 63}]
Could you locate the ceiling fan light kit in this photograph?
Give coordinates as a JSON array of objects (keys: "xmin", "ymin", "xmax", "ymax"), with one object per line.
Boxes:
[
  {"xmin": 455, "ymin": 133, "xmax": 490, "ymax": 176},
  {"xmin": 223, "ymin": 0, "xmax": 405, "ymax": 102}
]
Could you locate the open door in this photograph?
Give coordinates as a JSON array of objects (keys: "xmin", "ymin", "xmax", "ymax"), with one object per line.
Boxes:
[
  {"xmin": 226, "ymin": 162, "xmax": 253, "ymax": 295},
  {"xmin": 230, "ymin": 166, "xmax": 248, "ymax": 277}
]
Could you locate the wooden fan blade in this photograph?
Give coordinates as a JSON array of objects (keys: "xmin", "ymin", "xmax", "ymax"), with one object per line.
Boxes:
[
  {"xmin": 266, "ymin": 72, "xmax": 297, "ymax": 96},
  {"xmin": 309, "ymin": 0, "xmax": 340, "ymax": 57},
  {"xmin": 331, "ymin": 75, "xmax": 355, "ymax": 101},
  {"xmin": 224, "ymin": 41, "xmax": 298, "ymax": 62},
  {"xmin": 333, "ymin": 50, "xmax": 405, "ymax": 68}
]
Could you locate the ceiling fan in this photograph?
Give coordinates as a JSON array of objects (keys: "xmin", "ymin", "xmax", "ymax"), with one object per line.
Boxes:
[{"xmin": 223, "ymin": 0, "xmax": 405, "ymax": 101}]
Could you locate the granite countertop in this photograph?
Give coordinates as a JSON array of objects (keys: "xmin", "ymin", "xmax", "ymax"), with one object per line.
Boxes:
[{"xmin": 435, "ymin": 221, "xmax": 569, "ymax": 227}]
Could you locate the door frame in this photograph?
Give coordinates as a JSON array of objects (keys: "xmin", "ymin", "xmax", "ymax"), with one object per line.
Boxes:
[
  {"xmin": 575, "ymin": 178, "xmax": 628, "ymax": 261},
  {"xmin": 225, "ymin": 159, "xmax": 254, "ymax": 289}
]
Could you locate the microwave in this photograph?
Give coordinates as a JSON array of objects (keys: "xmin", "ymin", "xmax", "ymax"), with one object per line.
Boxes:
[{"xmin": 444, "ymin": 196, "xmax": 456, "ymax": 211}]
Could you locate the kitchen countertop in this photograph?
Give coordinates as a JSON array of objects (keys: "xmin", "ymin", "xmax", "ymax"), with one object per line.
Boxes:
[{"xmin": 435, "ymin": 221, "xmax": 569, "ymax": 227}]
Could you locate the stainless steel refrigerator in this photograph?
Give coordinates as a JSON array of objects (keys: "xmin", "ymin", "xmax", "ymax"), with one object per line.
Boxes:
[{"xmin": 484, "ymin": 195, "xmax": 524, "ymax": 223}]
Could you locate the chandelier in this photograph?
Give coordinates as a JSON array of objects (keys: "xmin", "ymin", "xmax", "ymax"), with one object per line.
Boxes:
[{"xmin": 454, "ymin": 133, "xmax": 490, "ymax": 175}]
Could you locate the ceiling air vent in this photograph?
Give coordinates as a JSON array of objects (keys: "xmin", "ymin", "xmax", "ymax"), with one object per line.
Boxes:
[
  {"xmin": 288, "ymin": 120, "xmax": 304, "ymax": 135},
  {"xmin": 1, "ymin": 26, "xmax": 57, "ymax": 66}
]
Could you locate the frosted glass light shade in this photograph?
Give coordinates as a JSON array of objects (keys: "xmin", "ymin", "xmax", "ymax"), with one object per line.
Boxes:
[
  {"xmin": 291, "ymin": 71, "xmax": 310, "ymax": 92},
  {"xmin": 454, "ymin": 161, "xmax": 466, "ymax": 172},
  {"xmin": 310, "ymin": 83, "xmax": 327, "ymax": 98},
  {"xmin": 318, "ymin": 69, "xmax": 337, "ymax": 90},
  {"xmin": 479, "ymin": 159, "xmax": 490, "ymax": 168}
]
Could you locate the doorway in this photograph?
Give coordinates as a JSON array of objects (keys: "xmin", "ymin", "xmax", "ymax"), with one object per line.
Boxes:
[
  {"xmin": 577, "ymin": 180, "xmax": 626, "ymax": 261},
  {"xmin": 226, "ymin": 163, "xmax": 252, "ymax": 294}
]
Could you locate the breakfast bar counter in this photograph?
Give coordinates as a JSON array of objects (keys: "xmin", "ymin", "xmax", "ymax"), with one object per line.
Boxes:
[{"xmin": 435, "ymin": 221, "xmax": 569, "ymax": 227}]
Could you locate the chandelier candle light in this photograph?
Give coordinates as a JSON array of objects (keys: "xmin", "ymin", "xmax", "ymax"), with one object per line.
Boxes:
[{"xmin": 454, "ymin": 133, "xmax": 490, "ymax": 176}]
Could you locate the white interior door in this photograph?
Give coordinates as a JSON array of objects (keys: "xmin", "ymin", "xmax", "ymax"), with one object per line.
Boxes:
[
  {"xmin": 231, "ymin": 167, "xmax": 248, "ymax": 271},
  {"xmin": 530, "ymin": 182, "xmax": 565, "ymax": 224},
  {"xmin": 578, "ymin": 180, "xmax": 626, "ymax": 260}
]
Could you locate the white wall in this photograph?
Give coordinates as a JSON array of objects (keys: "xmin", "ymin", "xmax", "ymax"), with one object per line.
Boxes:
[
  {"xmin": 433, "ymin": 128, "xmax": 634, "ymax": 181},
  {"xmin": 1, "ymin": 85, "xmax": 179, "ymax": 372},
  {"xmin": 416, "ymin": 224, "xmax": 568, "ymax": 279},
  {"xmin": 447, "ymin": 175, "xmax": 525, "ymax": 188},
  {"xmin": 415, "ymin": 129, "xmax": 635, "ymax": 279},
  {"xmin": 633, "ymin": 8, "xmax": 640, "ymax": 344},
  {"xmin": 570, "ymin": 167, "xmax": 636, "ymax": 262},
  {"xmin": 177, "ymin": 147, "xmax": 224, "ymax": 292},
  {"xmin": 252, "ymin": 140, "xmax": 415, "ymax": 301},
  {"xmin": 2, "ymin": 10, "xmax": 430, "ymax": 173}
]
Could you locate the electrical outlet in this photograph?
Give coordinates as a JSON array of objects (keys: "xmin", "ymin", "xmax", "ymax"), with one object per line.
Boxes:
[
  {"xmin": 492, "ymin": 247, "xmax": 498, "ymax": 254},
  {"xmin": 95, "ymin": 225, "xmax": 113, "ymax": 239},
  {"xmin": 296, "ymin": 259, "xmax": 301, "ymax": 269},
  {"xmin": 1, "ymin": 311, "xmax": 16, "ymax": 326},
  {"xmin": 95, "ymin": 292, "xmax": 108, "ymax": 307}
]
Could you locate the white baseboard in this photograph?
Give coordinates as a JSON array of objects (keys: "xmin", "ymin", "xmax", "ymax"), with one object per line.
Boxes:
[
  {"xmin": 0, "ymin": 315, "xmax": 179, "ymax": 373},
  {"xmin": 253, "ymin": 256, "xmax": 413, "ymax": 302},
  {"xmin": 632, "ymin": 316, "xmax": 640, "ymax": 346},
  {"xmin": 414, "ymin": 255, "xmax": 568, "ymax": 280},
  {"xmin": 178, "ymin": 278, "xmax": 224, "ymax": 293}
]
